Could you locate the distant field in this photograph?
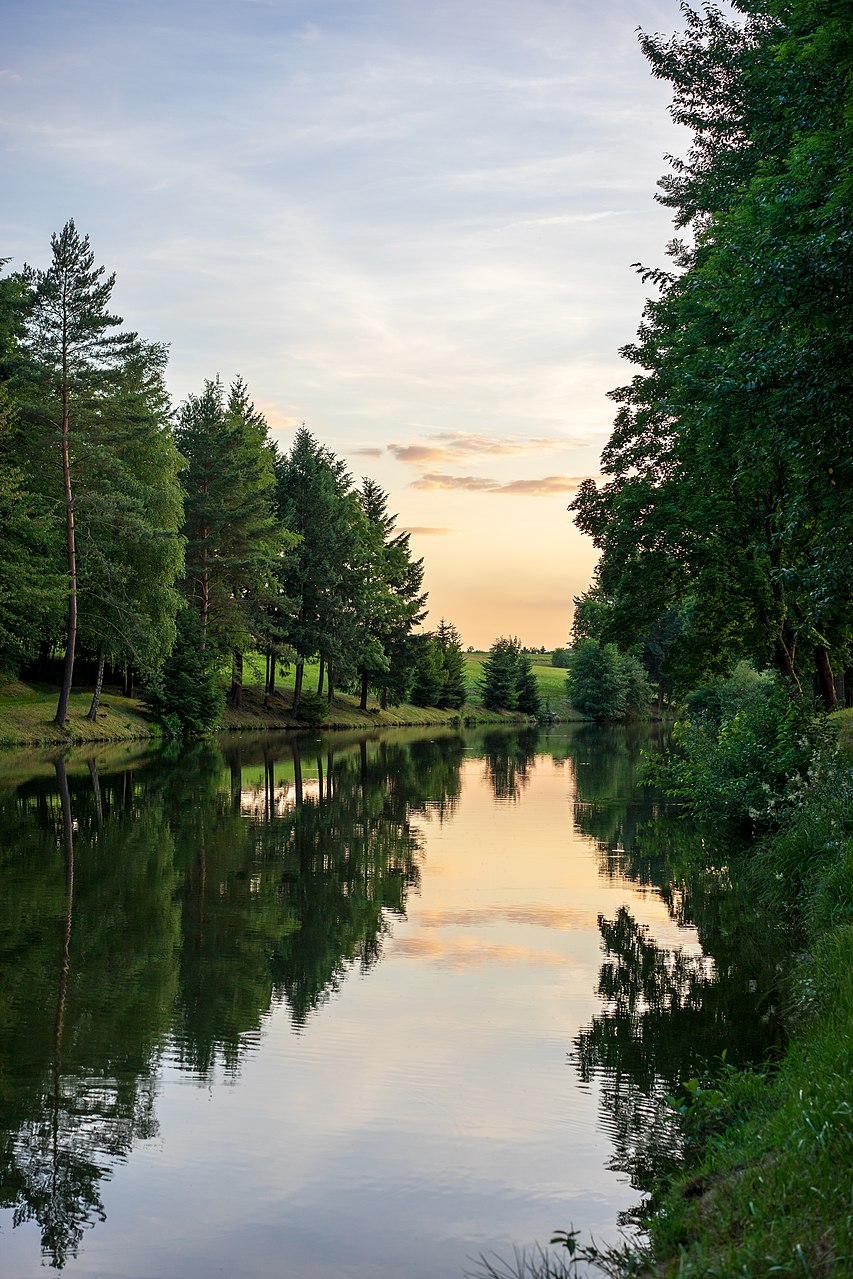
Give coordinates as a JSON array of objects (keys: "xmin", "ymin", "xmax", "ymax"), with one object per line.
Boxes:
[
  {"xmin": 240, "ymin": 649, "xmax": 572, "ymax": 712},
  {"xmin": 462, "ymin": 651, "xmax": 570, "ymax": 712}
]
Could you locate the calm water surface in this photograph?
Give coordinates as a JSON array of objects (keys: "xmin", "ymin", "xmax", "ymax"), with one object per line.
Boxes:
[{"xmin": 0, "ymin": 726, "xmax": 783, "ymax": 1278}]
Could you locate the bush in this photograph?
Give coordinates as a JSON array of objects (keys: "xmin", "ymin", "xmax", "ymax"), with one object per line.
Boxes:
[
  {"xmin": 647, "ymin": 672, "xmax": 837, "ymax": 832},
  {"xmin": 294, "ymin": 691, "xmax": 328, "ymax": 726},
  {"xmin": 566, "ymin": 638, "xmax": 653, "ymax": 720},
  {"xmin": 142, "ymin": 606, "xmax": 223, "ymax": 736}
]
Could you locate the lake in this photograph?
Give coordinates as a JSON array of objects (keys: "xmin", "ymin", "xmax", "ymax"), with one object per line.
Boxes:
[{"xmin": 0, "ymin": 725, "xmax": 784, "ymax": 1278}]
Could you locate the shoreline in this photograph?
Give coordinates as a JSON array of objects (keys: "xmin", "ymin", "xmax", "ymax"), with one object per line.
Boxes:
[{"xmin": 0, "ymin": 680, "xmax": 549, "ymax": 750}]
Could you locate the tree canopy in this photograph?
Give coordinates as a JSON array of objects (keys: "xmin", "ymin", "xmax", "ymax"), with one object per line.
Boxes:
[{"xmin": 570, "ymin": 0, "xmax": 853, "ymax": 706}]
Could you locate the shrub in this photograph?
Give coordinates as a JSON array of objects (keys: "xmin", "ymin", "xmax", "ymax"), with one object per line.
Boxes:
[
  {"xmin": 647, "ymin": 673, "xmax": 837, "ymax": 832},
  {"xmin": 141, "ymin": 606, "xmax": 223, "ymax": 736}
]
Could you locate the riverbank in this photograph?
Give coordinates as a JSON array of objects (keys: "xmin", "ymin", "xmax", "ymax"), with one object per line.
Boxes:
[{"xmin": 0, "ymin": 678, "xmax": 528, "ymax": 747}]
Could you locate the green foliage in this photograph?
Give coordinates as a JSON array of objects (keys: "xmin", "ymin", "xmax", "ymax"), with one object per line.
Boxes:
[
  {"xmin": 434, "ymin": 618, "xmax": 467, "ymax": 709},
  {"xmin": 550, "ymin": 648, "xmax": 570, "ymax": 668},
  {"xmin": 648, "ymin": 673, "xmax": 837, "ymax": 833},
  {"xmin": 567, "ymin": 638, "xmax": 653, "ymax": 721},
  {"xmin": 142, "ymin": 606, "xmax": 223, "ymax": 735},
  {"xmin": 293, "ymin": 691, "xmax": 328, "ymax": 726},
  {"xmin": 570, "ymin": 2, "xmax": 853, "ymax": 703},
  {"xmin": 177, "ymin": 377, "xmax": 288, "ymax": 655},
  {"xmin": 479, "ymin": 636, "xmax": 541, "ymax": 716}
]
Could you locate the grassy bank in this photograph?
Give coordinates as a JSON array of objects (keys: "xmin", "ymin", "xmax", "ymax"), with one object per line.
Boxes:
[
  {"xmin": 0, "ymin": 676, "xmax": 525, "ymax": 747},
  {"xmin": 0, "ymin": 650, "xmax": 583, "ymax": 747}
]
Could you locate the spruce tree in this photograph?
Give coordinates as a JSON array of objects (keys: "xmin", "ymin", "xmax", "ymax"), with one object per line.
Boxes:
[{"xmin": 25, "ymin": 221, "xmax": 137, "ymax": 727}]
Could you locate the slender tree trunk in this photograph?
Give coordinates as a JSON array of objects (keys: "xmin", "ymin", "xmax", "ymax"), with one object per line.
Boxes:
[
  {"xmin": 359, "ymin": 671, "xmax": 369, "ymax": 712},
  {"xmin": 230, "ymin": 649, "xmax": 243, "ymax": 708},
  {"xmin": 815, "ymin": 646, "xmax": 837, "ymax": 711},
  {"xmin": 772, "ymin": 635, "xmax": 801, "ymax": 694},
  {"xmin": 54, "ymin": 386, "xmax": 77, "ymax": 729},
  {"xmin": 293, "ymin": 660, "xmax": 304, "ymax": 716},
  {"xmin": 122, "ymin": 664, "xmax": 134, "ymax": 697},
  {"xmin": 316, "ymin": 655, "xmax": 325, "ymax": 697},
  {"xmin": 267, "ymin": 647, "xmax": 277, "ymax": 704},
  {"xmin": 200, "ymin": 541, "xmax": 209, "ymax": 648},
  {"xmin": 327, "ymin": 664, "xmax": 334, "ymax": 704},
  {"xmin": 86, "ymin": 642, "xmax": 107, "ymax": 720}
]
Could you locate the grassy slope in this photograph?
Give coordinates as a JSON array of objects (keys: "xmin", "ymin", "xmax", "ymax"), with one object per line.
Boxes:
[{"xmin": 0, "ymin": 652, "xmax": 563, "ymax": 746}]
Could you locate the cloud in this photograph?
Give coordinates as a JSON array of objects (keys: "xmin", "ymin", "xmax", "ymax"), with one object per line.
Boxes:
[
  {"xmin": 389, "ymin": 431, "xmax": 584, "ymax": 466},
  {"xmin": 399, "ymin": 526, "xmax": 453, "ymax": 536},
  {"xmin": 350, "ymin": 446, "xmax": 384, "ymax": 457},
  {"xmin": 412, "ymin": 472, "xmax": 593, "ymax": 495}
]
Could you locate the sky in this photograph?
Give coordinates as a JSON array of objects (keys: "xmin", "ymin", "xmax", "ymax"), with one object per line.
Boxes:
[{"xmin": 1, "ymin": 0, "xmax": 691, "ymax": 649}]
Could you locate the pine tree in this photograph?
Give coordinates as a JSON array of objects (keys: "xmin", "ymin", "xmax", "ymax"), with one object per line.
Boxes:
[
  {"xmin": 25, "ymin": 221, "xmax": 137, "ymax": 727},
  {"xmin": 176, "ymin": 378, "xmax": 289, "ymax": 707},
  {"xmin": 435, "ymin": 618, "xmax": 467, "ymax": 710}
]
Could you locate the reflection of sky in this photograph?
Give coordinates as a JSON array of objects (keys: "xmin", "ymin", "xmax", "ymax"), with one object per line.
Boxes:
[
  {"xmin": 0, "ymin": 747, "xmax": 700, "ymax": 1279},
  {"xmin": 1, "ymin": 0, "xmax": 690, "ymax": 646}
]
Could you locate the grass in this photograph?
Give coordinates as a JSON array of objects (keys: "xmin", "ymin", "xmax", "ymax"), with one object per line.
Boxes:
[
  {"xmin": 0, "ymin": 683, "xmax": 159, "ymax": 747},
  {"xmin": 0, "ymin": 650, "xmax": 585, "ymax": 748},
  {"xmin": 646, "ymin": 926, "xmax": 853, "ymax": 1278}
]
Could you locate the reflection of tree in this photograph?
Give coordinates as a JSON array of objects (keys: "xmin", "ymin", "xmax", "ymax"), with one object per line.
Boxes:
[
  {"xmin": 479, "ymin": 726, "xmax": 540, "ymax": 802},
  {"xmin": 573, "ymin": 801, "xmax": 790, "ymax": 1201},
  {"xmin": 0, "ymin": 757, "xmax": 179, "ymax": 1268},
  {"xmin": 0, "ymin": 728, "xmax": 471, "ymax": 1266},
  {"xmin": 570, "ymin": 724, "xmax": 670, "ymax": 888}
]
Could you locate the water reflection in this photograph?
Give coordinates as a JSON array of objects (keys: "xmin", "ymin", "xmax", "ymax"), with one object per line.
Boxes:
[
  {"xmin": 0, "ymin": 724, "xmax": 789, "ymax": 1273},
  {"xmin": 568, "ymin": 731, "xmax": 788, "ymax": 1206},
  {"xmin": 0, "ymin": 731, "xmax": 468, "ymax": 1267}
]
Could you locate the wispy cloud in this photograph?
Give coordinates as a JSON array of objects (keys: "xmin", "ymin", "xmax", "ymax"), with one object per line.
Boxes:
[
  {"xmin": 400, "ymin": 525, "xmax": 453, "ymax": 536},
  {"xmin": 412, "ymin": 472, "xmax": 593, "ymax": 496},
  {"xmin": 350, "ymin": 446, "xmax": 384, "ymax": 458},
  {"xmin": 389, "ymin": 430, "xmax": 585, "ymax": 466}
]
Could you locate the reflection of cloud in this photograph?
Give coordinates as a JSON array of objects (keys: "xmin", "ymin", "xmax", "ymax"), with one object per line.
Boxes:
[
  {"xmin": 400, "ymin": 525, "xmax": 453, "ymax": 536},
  {"xmin": 412, "ymin": 472, "xmax": 593, "ymax": 495},
  {"xmin": 413, "ymin": 905, "xmax": 602, "ymax": 930},
  {"xmin": 390, "ymin": 935, "xmax": 567, "ymax": 968},
  {"xmin": 390, "ymin": 431, "xmax": 584, "ymax": 465}
]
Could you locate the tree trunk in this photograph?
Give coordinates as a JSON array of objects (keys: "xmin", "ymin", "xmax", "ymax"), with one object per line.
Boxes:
[
  {"xmin": 122, "ymin": 664, "xmax": 134, "ymax": 697},
  {"xmin": 815, "ymin": 646, "xmax": 837, "ymax": 711},
  {"xmin": 316, "ymin": 655, "xmax": 325, "ymax": 697},
  {"xmin": 54, "ymin": 390, "xmax": 77, "ymax": 729},
  {"xmin": 230, "ymin": 649, "xmax": 243, "ymax": 709},
  {"xmin": 359, "ymin": 671, "xmax": 369, "ymax": 712},
  {"xmin": 266, "ymin": 647, "xmax": 277, "ymax": 704},
  {"xmin": 86, "ymin": 643, "xmax": 107, "ymax": 720},
  {"xmin": 293, "ymin": 660, "xmax": 304, "ymax": 716},
  {"xmin": 327, "ymin": 664, "xmax": 334, "ymax": 705},
  {"xmin": 772, "ymin": 635, "xmax": 801, "ymax": 695}
]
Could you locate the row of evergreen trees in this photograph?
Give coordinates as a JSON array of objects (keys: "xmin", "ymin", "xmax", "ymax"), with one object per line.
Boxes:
[{"xmin": 0, "ymin": 221, "xmax": 467, "ymax": 727}]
